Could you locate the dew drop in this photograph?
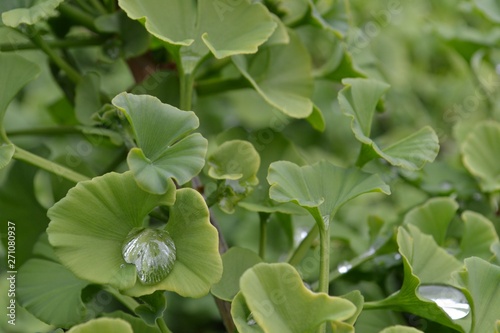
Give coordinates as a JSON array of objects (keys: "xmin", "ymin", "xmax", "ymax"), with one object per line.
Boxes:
[
  {"xmin": 337, "ymin": 261, "xmax": 352, "ymax": 274},
  {"xmin": 322, "ymin": 215, "xmax": 330, "ymax": 228},
  {"xmin": 440, "ymin": 181, "xmax": 453, "ymax": 192},
  {"xmin": 246, "ymin": 313, "xmax": 257, "ymax": 326},
  {"xmin": 417, "ymin": 285, "xmax": 470, "ymax": 320},
  {"xmin": 122, "ymin": 228, "xmax": 176, "ymax": 285}
]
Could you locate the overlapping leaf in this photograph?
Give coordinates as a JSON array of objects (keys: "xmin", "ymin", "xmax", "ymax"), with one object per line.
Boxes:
[
  {"xmin": 462, "ymin": 121, "xmax": 500, "ymax": 192},
  {"xmin": 368, "ymin": 226, "xmax": 468, "ymax": 332},
  {"xmin": 0, "ymin": 144, "xmax": 14, "ymax": 170},
  {"xmin": 211, "ymin": 247, "xmax": 262, "ymax": 301},
  {"xmin": 119, "ymin": 0, "xmax": 276, "ymax": 73},
  {"xmin": 403, "ymin": 197, "xmax": 458, "ymax": 246},
  {"xmin": 232, "ymin": 263, "xmax": 356, "ymax": 333},
  {"xmin": 232, "ymin": 32, "xmax": 314, "ymax": 119},
  {"xmin": 47, "ymin": 171, "xmax": 222, "ymax": 297},
  {"xmin": 338, "ymin": 78, "xmax": 439, "ymax": 170},
  {"xmin": 17, "ymin": 258, "xmax": 89, "ymax": 328},
  {"xmin": 0, "ymin": 53, "xmax": 40, "ymax": 142},
  {"xmin": 454, "ymin": 257, "xmax": 500, "ymax": 332},
  {"xmin": 16, "ymin": 233, "xmax": 90, "ymax": 328},
  {"xmin": 67, "ymin": 318, "xmax": 133, "ymax": 333},
  {"xmin": 379, "ymin": 326, "xmax": 424, "ymax": 333},
  {"xmin": 267, "ymin": 160, "xmax": 390, "ymax": 228},
  {"xmin": 457, "ymin": 211, "xmax": 499, "ymax": 261},
  {"xmin": 1, "ymin": 0, "xmax": 63, "ymax": 27},
  {"xmin": 112, "ymin": 93, "xmax": 207, "ymax": 194}
]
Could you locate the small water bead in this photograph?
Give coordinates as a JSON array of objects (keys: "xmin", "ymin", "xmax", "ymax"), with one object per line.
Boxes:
[
  {"xmin": 337, "ymin": 261, "xmax": 353, "ymax": 274},
  {"xmin": 417, "ymin": 285, "xmax": 470, "ymax": 320},
  {"xmin": 122, "ymin": 228, "xmax": 176, "ymax": 285},
  {"xmin": 246, "ymin": 313, "xmax": 257, "ymax": 326}
]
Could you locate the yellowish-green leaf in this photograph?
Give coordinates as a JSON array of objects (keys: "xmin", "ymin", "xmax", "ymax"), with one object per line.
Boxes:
[
  {"xmin": 112, "ymin": 93, "xmax": 207, "ymax": 194},
  {"xmin": 1, "ymin": 0, "xmax": 63, "ymax": 27},
  {"xmin": 233, "ymin": 263, "xmax": 356, "ymax": 333},
  {"xmin": 462, "ymin": 121, "xmax": 500, "ymax": 192},
  {"xmin": 67, "ymin": 318, "xmax": 133, "ymax": 333}
]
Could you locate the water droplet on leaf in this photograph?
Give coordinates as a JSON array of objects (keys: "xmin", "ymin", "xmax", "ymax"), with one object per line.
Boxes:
[
  {"xmin": 246, "ymin": 313, "xmax": 257, "ymax": 326},
  {"xmin": 417, "ymin": 285, "xmax": 470, "ymax": 320},
  {"xmin": 122, "ymin": 228, "xmax": 176, "ymax": 285},
  {"xmin": 337, "ymin": 261, "xmax": 352, "ymax": 274}
]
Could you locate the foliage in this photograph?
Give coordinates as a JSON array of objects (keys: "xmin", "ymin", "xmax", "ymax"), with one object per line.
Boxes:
[{"xmin": 1, "ymin": 0, "xmax": 500, "ymax": 333}]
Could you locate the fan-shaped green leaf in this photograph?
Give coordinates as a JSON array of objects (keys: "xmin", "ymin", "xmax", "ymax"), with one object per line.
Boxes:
[
  {"xmin": 67, "ymin": 318, "xmax": 133, "ymax": 333},
  {"xmin": 124, "ymin": 188, "xmax": 222, "ymax": 297},
  {"xmin": 1, "ymin": 0, "xmax": 63, "ymax": 27},
  {"xmin": 368, "ymin": 226, "xmax": 468, "ymax": 332},
  {"xmin": 207, "ymin": 140, "xmax": 261, "ymax": 213},
  {"xmin": 0, "ymin": 144, "xmax": 14, "ymax": 169},
  {"xmin": 208, "ymin": 140, "xmax": 260, "ymax": 184},
  {"xmin": 119, "ymin": 0, "xmax": 276, "ymax": 73},
  {"xmin": 211, "ymin": 247, "xmax": 262, "ymax": 301},
  {"xmin": 112, "ymin": 93, "xmax": 207, "ymax": 194},
  {"xmin": 403, "ymin": 197, "xmax": 459, "ymax": 246},
  {"xmin": 232, "ymin": 263, "xmax": 356, "ymax": 333},
  {"xmin": 455, "ymin": 257, "xmax": 500, "ymax": 333},
  {"xmin": 232, "ymin": 32, "xmax": 314, "ymax": 119},
  {"xmin": 0, "ymin": 53, "xmax": 40, "ymax": 141},
  {"xmin": 339, "ymin": 78, "xmax": 439, "ymax": 169},
  {"xmin": 462, "ymin": 122, "xmax": 500, "ymax": 192},
  {"xmin": 17, "ymin": 258, "xmax": 89, "ymax": 328},
  {"xmin": 267, "ymin": 160, "xmax": 390, "ymax": 228},
  {"xmin": 457, "ymin": 211, "xmax": 499, "ymax": 260},
  {"xmin": 47, "ymin": 172, "xmax": 176, "ymax": 290}
]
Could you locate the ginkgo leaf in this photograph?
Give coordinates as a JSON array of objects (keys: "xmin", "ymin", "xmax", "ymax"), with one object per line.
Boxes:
[
  {"xmin": 67, "ymin": 318, "xmax": 133, "ymax": 333},
  {"xmin": 112, "ymin": 93, "xmax": 207, "ymax": 194},
  {"xmin": 47, "ymin": 172, "xmax": 221, "ymax": 297},
  {"xmin": 119, "ymin": 0, "xmax": 276, "ymax": 73},
  {"xmin": 0, "ymin": 53, "xmax": 40, "ymax": 141},
  {"xmin": 379, "ymin": 326, "xmax": 424, "ymax": 333},
  {"xmin": 457, "ymin": 211, "xmax": 499, "ymax": 260},
  {"xmin": 208, "ymin": 140, "xmax": 260, "ymax": 184},
  {"xmin": 17, "ymin": 258, "xmax": 89, "ymax": 328},
  {"xmin": 462, "ymin": 121, "xmax": 500, "ymax": 192},
  {"xmin": 232, "ymin": 263, "xmax": 356, "ymax": 333},
  {"xmin": 403, "ymin": 197, "xmax": 459, "ymax": 246},
  {"xmin": 338, "ymin": 78, "xmax": 439, "ymax": 170},
  {"xmin": 454, "ymin": 257, "xmax": 500, "ymax": 333},
  {"xmin": 267, "ymin": 160, "xmax": 390, "ymax": 229},
  {"xmin": 232, "ymin": 32, "xmax": 314, "ymax": 119},
  {"xmin": 367, "ymin": 226, "xmax": 469, "ymax": 332},
  {"xmin": 1, "ymin": 0, "xmax": 64, "ymax": 27}
]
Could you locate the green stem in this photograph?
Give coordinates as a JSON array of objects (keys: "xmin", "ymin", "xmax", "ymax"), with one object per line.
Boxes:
[
  {"xmin": 27, "ymin": 29, "xmax": 82, "ymax": 84},
  {"xmin": 103, "ymin": 286, "xmax": 139, "ymax": 312},
  {"xmin": 258, "ymin": 213, "xmax": 270, "ymax": 260},
  {"xmin": 317, "ymin": 225, "xmax": 330, "ymax": 333},
  {"xmin": 156, "ymin": 317, "xmax": 173, "ymax": 333},
  {"xmin": 287, "ymin": 224, "xmax": 319, "ymax": 266},
  {"xmin": 0, "ymin": 36, "xmax": 105, "ymax": 52},
  {"xmin": 58, "ymin": 3, "xmax": 98, "ymax": 33},
  {"xmin": 13, "ymin": 146, "xmax": 89, "ymax": 183},
  {"xmin": 179, "ymin": 72, "xmax": 195, "ymax": 111}
]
